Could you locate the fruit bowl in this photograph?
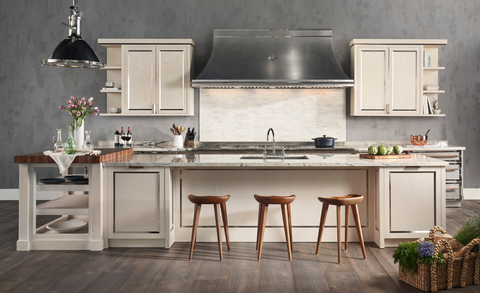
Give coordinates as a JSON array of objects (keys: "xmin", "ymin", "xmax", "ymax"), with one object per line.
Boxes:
[{"xmin": 410, "ymin": 135, "xmax": 428, "ymax": 146}]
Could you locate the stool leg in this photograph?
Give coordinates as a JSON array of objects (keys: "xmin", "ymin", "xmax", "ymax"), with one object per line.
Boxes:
[
  {"xmin": 337, "ymin": 205, "xmax": 341, "ymax": 264},
  {"xmin": 189, "ymin": 204, "xmax": 201, "ymax": 260},
  {"xmin": 256, "ymin": 203, "xmax": 263, "ymax": 251},
  {"xmin": 281, "ymin": 204, "xmax": 292, "ymax": 261},
  {"xmin": 316, "ymin": 203, "xmax": 329, "ymax": 255},
  {"xmin": 345, "ymin": 205, "xmax": 350, "ymax": 251},
  {"xmin": 287, "ymin": 203, "xmax": 293, "ymax": 251},
  {"xmin": 352, "ymin": 204, "xmax": 367, "ymax": 260},
  {"xmin": 214, "ymin": 204, "xmax": 223, "ymax": 261},
  {"xmin": 220, "ymin": 202, "xmax": 230, "ymax": 251},
  {"xmin": 258, "ymin": 204, "xmax": 268, "ymax": 261}
]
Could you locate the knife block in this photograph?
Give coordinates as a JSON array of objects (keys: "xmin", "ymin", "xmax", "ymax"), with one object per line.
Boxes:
[{"xmin": 183, "ymin": 134, "xmax": 195, "ymax": 148}]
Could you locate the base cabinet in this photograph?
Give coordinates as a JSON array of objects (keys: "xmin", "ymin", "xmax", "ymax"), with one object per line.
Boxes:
[
  {"xmin": 375, "ymin": 166, "xmax": 446, "ymax": 248},
  {"xmin": 107, "ymin": 167, "xmax": 168, "ymax": 247}
]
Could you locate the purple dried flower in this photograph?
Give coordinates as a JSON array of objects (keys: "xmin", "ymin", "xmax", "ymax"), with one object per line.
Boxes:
[{"xmin": 417, "ymin": 241, "xmax": 434, "ymax": 258}]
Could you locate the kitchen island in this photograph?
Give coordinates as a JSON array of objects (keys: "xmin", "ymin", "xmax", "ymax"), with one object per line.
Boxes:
[
  {"xmin": 15, "ymin": 151, "xmax": 448, "ymax": 250},
  {"xmin": 102, "ymin": 153, "xmax": 447, "ymax": 249}
]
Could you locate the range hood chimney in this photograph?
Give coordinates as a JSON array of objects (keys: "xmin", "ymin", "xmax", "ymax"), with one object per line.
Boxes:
[{"xmin": 192, "ymin": 29, "xmax": 353, "ymax": 89}]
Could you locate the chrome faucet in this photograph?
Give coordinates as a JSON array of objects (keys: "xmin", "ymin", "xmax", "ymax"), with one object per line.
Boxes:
[{"xmin": 267, "ymin": 128, "xmax": 275, "ymax": 154}]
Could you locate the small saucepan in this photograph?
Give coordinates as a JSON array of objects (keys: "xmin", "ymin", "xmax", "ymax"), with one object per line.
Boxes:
[{"xmin": 312, "ymin": 135, "xmax": 336, "ymax": 148}]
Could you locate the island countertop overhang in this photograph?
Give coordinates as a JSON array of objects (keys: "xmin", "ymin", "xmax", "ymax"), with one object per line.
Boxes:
[{"xmin": 101, "ymin": 153, "xmax": 449, "ymax": 168}]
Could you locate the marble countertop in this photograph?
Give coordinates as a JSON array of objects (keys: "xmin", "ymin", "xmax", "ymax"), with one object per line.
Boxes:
[
  {"xmin": 348, "ymin": 141, "xmax": 465, "ymax": 152},
  {"xmin": 102, "ymin": 153, "xmax": 449, "ymax": 168},
  {"xmin": 98, "ymin": 140, "xmax": 465, "ymax": 153}
]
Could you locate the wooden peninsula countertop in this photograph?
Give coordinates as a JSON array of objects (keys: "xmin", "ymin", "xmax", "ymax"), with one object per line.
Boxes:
[{"xmin": 14, "ymin": 148, "xmax": 133, "ymax": 164}]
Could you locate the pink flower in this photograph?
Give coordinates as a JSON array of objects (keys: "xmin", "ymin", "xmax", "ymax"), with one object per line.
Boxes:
[
  {"xmin": 93, "ymin": 112, "xmax": 98, "ymax": 116},
  {"xmin": 95, "ymin": 108, "xmax": 99, "ymax": 112},
  {"xmin": 70, "ymin": 96, "xmax": 75, "ymax": 100},
  {"xmin": 67, "ymin": 105, "xmax": 72, "ymax": 109},
  {"xmin": 88, "ymin": 97, "xmax": 94, "ymax": 102},
  {"xmin": 87, "ymin": 101, "xmax": 92, "ymax": 106},
  {"xmin": 81, "ymin": 97, "xmax": 86, "ymax": 101},
  {"xmin": 82, "ymin": 107, "xmax": 86, "ymax": 110},
  {"xmin": 77, "ymin": 112, "xmax": 81, "ymax": 116},
  {"xmin": 67, "ymin": 100, "xmax": 72, "ymax": 104},
  {"xmin": 59, "ymin": 105, "xmax": 64, "ymax": 109},
  {"xmin": 83, "ymin": 101, "xmax": 86, "ymax": 106},
  {"xmin": 94, "ymin": 107, "xmax": 98, "ymax": 110},
  {"xmin": 72, "ymin": 110, "xmax": 76, "ymax": 114},
  {"xmin": 77, "ymin": 101, "xmax": 81, "ymax": 106}
]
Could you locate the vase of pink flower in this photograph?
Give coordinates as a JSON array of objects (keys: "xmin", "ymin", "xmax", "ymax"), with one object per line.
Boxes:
[{"xmin": 59, "ymin": 96, "xmax": 99, "ymax": 149}]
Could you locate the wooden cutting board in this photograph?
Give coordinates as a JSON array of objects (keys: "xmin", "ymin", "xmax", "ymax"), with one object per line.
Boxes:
[
  {"xmin": 359, "ymin": 153, "xmax": 412, "ymax": 159},
  {"xmin": 14, "ymin": 148, "xmax": 133, "ymax": 164}
]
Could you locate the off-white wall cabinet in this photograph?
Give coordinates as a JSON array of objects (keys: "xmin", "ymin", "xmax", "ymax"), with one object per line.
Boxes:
[
  {"xmin": 99, "ymin": 39, "xmax": 195, "ymax": 116},
  {"xmin": 350, "ymin": 39, "xmax": 447, "ymax": 116},
  {"xmin": 107, "ymin": 167, "xmax": 170, "ymax": 247}
]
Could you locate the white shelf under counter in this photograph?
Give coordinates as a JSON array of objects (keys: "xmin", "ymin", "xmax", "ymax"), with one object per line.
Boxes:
[
  {"xmin": 37, "ymin": 182, "xmax": 89, "ymax": 192},
  {"xmin": 36, "ymin": 194, "xmax": 89, "ymax": 215}
]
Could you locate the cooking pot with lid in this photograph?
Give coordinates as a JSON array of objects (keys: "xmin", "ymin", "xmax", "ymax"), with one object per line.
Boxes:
[{"xmin": 312, "ymin": 135, "xmax": 336, "ymax": 148}]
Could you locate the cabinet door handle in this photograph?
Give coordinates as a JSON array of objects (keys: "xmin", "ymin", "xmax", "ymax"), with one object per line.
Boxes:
[
  {"xmin": 446, "ymin": 187, "xmax": 456, "ymax": 192},
  {"xmin": 128, "ymin": 166, "xmax": 144, "ymax": 169},
  {"xmin": 386, "ymin": 104, "xmax": 391, "ymax": 114}
]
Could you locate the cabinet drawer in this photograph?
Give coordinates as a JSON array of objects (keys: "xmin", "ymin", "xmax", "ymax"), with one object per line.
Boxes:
[
  {"xmin": 446, "ymin": 183, "xmax": 460, "ymax": 200},
  {"xmin": 415, "ymin": 152, "xmax": 460, "ymax": 161},
  {"xmin": 445, "ymin": 164, "xmax": 460, "ymax": 180}
]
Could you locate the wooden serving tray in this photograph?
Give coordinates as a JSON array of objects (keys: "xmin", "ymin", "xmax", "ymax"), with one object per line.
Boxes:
[
  {"xmin": 14, "ymin": 148, "xmax": 133, "ymax": 164},
  {"xmin": 359, "ymin": 153, "xmax": 412, "ymax": 159}
]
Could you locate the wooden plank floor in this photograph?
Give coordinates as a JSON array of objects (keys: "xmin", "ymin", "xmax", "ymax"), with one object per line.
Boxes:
[{"xmin": 1, "ymin": 200, "xmax": 479, "ymax": 293}]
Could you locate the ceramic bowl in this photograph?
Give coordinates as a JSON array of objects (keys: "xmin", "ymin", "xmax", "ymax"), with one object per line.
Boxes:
[{"xmin": 108, "ymin": 107, "xmax": 120, "ymax": 113}]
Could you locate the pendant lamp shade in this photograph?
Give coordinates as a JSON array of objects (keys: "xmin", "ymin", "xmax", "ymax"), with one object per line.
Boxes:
[{"xmin": 41, "ymin": 0, "xmax": 104, "ymax": 69}]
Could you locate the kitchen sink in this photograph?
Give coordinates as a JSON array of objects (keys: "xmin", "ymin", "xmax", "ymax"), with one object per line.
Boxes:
[{"xmin": 239, "ymin": 155, "xmax": 309, "ymax": 160}]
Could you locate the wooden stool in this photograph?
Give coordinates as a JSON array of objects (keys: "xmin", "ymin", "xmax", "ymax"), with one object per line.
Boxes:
[
  {"xmin": 315, "ymin": 194, "xmax": 366, "ymax": 263},
  {"xmin": 254, "ymin": 194, "xmax": 296, "ymax": 261},
  {"xmin": 188, "ymin": 194, "xmax": 230, "ymax": 261}
]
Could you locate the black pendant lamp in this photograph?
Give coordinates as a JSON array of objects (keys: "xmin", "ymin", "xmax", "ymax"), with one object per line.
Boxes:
[{"xmin": 41, "ymin": 0, "xmax": 104, "ymax": 69}]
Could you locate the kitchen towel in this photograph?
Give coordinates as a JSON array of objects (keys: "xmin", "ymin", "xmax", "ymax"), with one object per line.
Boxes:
[{"xmin": 43, "ymin": 150, "xmax": 101, "ymax": 175}]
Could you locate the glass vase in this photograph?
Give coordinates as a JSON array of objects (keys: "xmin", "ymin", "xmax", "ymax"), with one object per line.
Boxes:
[
  {"xmin": 53, "ymin": 128, "xmax": 65, "ymax": 152},
  {"xmin": 82, "ymin": 130, "xmax": 94, "ymax": 151},
  {"xmin": 65, "ymin": 126, "xmax": 77, "ymax": 154}
]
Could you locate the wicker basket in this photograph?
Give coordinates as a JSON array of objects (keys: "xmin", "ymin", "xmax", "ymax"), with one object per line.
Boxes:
[{"xmin": 398, "ymin": 226, "xmax": 480, "ymax": 292}]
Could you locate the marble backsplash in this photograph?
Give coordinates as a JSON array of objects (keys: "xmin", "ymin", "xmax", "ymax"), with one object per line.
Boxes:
[{"xmin": 199, "ymin": 88, "xmax": 346, "ymax": 141}]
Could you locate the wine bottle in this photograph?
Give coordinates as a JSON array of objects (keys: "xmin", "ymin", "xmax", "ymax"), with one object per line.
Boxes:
[
  {"xmin": 114, "ymin": 126, "xmax": 120, "ymax": 147},
  {"xmin": 119, "ymin": 127, "xmax": 125, "ymax": 147},
  {"xmin": 126, "ymin": 127, "xmax": 132, "ymax": 146}
]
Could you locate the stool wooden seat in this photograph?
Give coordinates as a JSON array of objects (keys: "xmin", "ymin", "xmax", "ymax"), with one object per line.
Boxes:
[
  {"xmin": 254, "ymin": 194, "xmax": 296, "ymax": 261},
  {"xmin": 315, "ymin": 194, "xmax": 366, "ymax": 263},
  {"xmin": 188, "ymin": 194, "xmax": 230, "ymax": 261}
]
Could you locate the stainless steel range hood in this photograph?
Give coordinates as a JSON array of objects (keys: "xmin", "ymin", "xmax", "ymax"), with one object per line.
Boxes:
[{"xmin": 192, "ymin": 29, "xmax": 353, "ymax": 89}]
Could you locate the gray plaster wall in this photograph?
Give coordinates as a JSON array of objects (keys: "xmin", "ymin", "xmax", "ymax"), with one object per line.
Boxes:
[{"xmin": 1, "ymin": 0, "xmax": 479, "ymax": 188}]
